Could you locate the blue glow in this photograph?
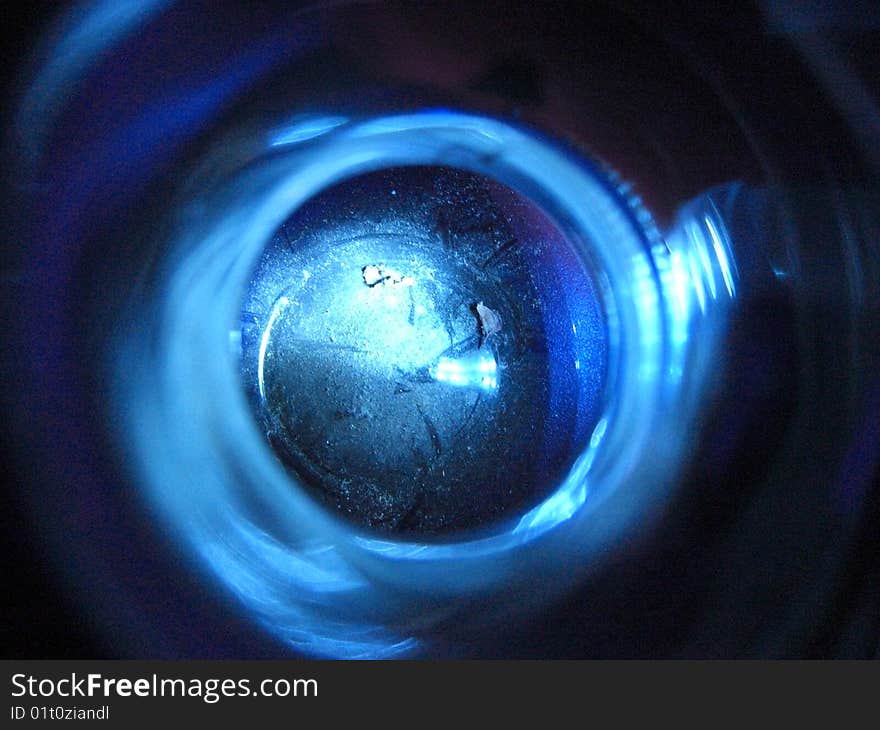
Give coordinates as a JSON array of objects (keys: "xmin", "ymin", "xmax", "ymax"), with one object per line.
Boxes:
[
  {"xmin": 269, "ymin": 116, "xmax": 349, "ymax": 147},
  {"xmin": 430, "ymin": 350, "xmax": 498, "ymax": 390},
  {"xmin": 110, "ymin": 108, "xmax": 736, "ymax": 658},
  {"xmin": 705, "ymin": 214, "xmax": 737, "ymax": 298}
]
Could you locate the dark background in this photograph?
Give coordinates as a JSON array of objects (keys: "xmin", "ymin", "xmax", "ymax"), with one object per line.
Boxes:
[{"xmin": 1, "ymin": 1, "xmax": 108, "ymax": 659}]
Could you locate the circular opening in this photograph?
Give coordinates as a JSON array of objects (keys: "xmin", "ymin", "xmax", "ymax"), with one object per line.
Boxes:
[
  {"xmin": 240, "ymin": 165, "xmax": 608, "ymax": 535},
  {"xmin": 120, "ymin": 111, "xmax": 673, "ymax": 656}
]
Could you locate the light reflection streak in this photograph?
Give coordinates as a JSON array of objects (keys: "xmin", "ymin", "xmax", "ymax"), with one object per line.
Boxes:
[
  {"xmin": 269, "ymin": 116, "xmax": 348, "ymax": 147},
  {"xmin": 257, "ymin": 296, "xmax": 288, "ymax": 401},
  {"xmin": 431, "ymin": 350, "xmax": 498, "ymax": 390}
]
